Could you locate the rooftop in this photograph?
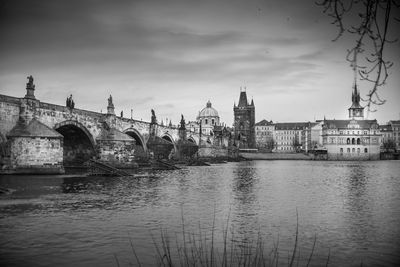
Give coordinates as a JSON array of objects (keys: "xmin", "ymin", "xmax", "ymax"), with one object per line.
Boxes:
[{"xmin": 7, "ymin": 118, "xmax": 63, "ymax": 138}]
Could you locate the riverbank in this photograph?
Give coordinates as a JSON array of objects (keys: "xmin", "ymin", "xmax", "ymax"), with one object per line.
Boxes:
[{"xmin": 240, "ymin": 152, "xmax": 314, "ymax": 160}]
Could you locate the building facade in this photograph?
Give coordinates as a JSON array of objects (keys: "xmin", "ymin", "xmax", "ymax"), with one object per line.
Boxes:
[
  {"xmin": 273, "ymin": 122, "xmax": 311, "ymax": 152},
  {"xmin": 379, "ymin": 124, "xmax": 393, "ymax": 150},
  {"xmin": 233, "ymin": 91, "xmax": 255, "ymax": 148},
  {"xmin": 322, "ymin": 85, "xmax": 381, "ymax": 160},
  {"xmin": 389, "ymin": 120, "xmax": 400, "ymax": 152},
  {"xmin": 255, "ymin": 120, "xmax": 274, "ymax": 151},
  {"xmin": 310, "ymin": 121, "xmax": 323, "ymax": 149}
]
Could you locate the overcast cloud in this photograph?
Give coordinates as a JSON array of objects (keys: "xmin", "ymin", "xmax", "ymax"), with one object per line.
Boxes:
[{"xmin": 1, "ymin": 0, "xmax": 399, "ymax": 125}]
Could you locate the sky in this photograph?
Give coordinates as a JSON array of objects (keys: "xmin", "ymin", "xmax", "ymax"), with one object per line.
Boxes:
[{"xmin": 1, "ymin": 0, "xmax": 399, "ymax": 126}]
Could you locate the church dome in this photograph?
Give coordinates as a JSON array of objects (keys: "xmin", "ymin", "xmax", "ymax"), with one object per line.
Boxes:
[{"xmin": 198, "ymin": 100, "xmax": 219, "ymax": 118}]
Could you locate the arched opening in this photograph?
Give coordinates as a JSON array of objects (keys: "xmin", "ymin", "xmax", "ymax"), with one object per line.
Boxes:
[
  {"xmin": 125, "ymin": 130, "xmax": 147, "ymax": 158},
  {"xmin": 347, "ymin": 138, "xmax": 350, "ymax": 144},
  {"xmin": 162, "ymin": 135, "xmax": 173, "ymax": 143},
  {"xmin": 55, "ymin": 122, "xmax": 95, "ymax": 167},
  {"xmin": 352, "ymin": 138, "xmax": 355, "ymax": 144},
  {"xmin": 357, "ymin": 138, "xmax": 361, "ymax": 145},
  {"xmin": 187, "ymin": 137, "xmax": 196, "ymax": 145}
]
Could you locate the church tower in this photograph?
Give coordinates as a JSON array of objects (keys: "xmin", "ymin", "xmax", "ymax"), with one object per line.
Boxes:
[
  {"xmin": 348, "ymin": 84, "xmax": 364, "ymax": 120},
  {"xmin": 233, "ymin": 89, "xmax": 255, "ymax": 148}
]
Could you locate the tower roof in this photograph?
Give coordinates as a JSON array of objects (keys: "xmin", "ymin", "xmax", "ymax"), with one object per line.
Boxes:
[
  {"xmin": 350, "ymin": 84, "xmax": 363, "ymax": 109},
  {"xmin": 7, "ymin": 118, "xmax": 62, "ymax": 138},
  {"xmin": 238, "ymin": 91, "xmax": 248, "ymax": 107}
]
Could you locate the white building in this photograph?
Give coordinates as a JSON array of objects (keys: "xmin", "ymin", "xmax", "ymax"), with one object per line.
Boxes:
[
  {"xmin": 322, "ymin": 85, "xmax": 381, "ymax": 160},
  {"xmin": 255, "ymin": 120, "xmax": 274, "ymax": 150}
]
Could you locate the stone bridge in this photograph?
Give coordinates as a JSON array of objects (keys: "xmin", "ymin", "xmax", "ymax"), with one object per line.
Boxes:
[{"xmin": 0, "ymin": 77, "xmax": 230, "ymax": 173}]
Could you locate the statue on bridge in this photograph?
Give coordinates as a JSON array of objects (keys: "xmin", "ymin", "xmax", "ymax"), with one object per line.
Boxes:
[
  {"xmin": 106, "ymin": 94, "xmax": 115, "ymax": 115},
  {"xmin": 179, "ymin": 114, "xmax": 186, "ymax": 130},
  {"xmin": 151, "ymin": 109, "xmax": 157, "ymax": 124},
  {"xmin": 108, "ymin": 95, "xmax": 113, "ymax": 107},
  {"xmin": 24, "ymin": 75, "xmax": 36, "ymax": 99},
  {"xmin": 66, "ymin": 94, "xmax": 75, "ymax": 109},
  {"xmin": 26, "ymin": 75, "xmax": 35, "ymax": 89}
]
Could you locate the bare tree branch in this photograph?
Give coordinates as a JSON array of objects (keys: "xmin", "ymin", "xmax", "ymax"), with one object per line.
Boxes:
[{"xmin": 318, "ymin": 0, "xmax": 399, "ymax": 113}]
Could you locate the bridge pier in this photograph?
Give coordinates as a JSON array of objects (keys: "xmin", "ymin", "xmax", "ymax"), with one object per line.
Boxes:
[
  {"xmin": 6, "ymin": 118, "xmax": 64, "ymax": 174},
  {"xmin": 96, "ymin": 127, "xmax": 137, "ymax": 167}
]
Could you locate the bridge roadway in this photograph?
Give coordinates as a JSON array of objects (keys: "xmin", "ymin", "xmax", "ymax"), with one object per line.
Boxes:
[{"xmin": 0, "ymin": 83, "xmax": 225, "ymax": 173}]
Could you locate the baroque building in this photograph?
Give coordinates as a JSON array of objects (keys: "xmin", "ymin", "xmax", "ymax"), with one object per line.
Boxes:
[
  {"xmin": 233, "ymin": 90, "xmax": 255, "ymax": 148},
  {"xmin": 187, "ymin": 100, "xmax": 221, "ymax": 136},
  {"xmin": 197, "ymin": 100, "xmax": 220, "ymax": 135},
  {"xmin": 322, "ymin": 85, "xmax": 381, "ymax": 160}
]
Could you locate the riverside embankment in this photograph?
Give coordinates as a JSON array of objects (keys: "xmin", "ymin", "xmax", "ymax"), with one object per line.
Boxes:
[{"xmin": 240, "ymin": 152, "xmax": 315, "ymax": 160}]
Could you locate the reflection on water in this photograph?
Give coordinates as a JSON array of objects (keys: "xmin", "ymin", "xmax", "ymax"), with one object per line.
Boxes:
[
  {"xmin": 231, "ymin": 162, "xmax": 260, "ymax": 237},
  {"xmin": 1, "ymin": 161, "xmax": 400, "ymax": 266}
]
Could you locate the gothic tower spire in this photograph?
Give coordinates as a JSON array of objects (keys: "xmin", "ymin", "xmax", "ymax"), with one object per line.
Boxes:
[{"xmin": 348, "ymin": 84, "xmax": 364, "ymax": 120}]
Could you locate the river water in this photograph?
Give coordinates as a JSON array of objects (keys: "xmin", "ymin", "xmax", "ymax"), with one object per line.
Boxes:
[{"xmin": 1, "ymin": 160, "xmax": 400, "ymax": 267}]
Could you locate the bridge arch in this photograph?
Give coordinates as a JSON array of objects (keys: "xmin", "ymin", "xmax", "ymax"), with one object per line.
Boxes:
[
  {"xmin": 124, "ymin": 128, "xmax": 147, "ymax": 152},
  {"xmin": 54, "ymin": 120, "xmax": 96, "ymax": 167},
  {"xmin": 161, "ymin": 132, "xmax": 177, "ymax": 151},
  {"xmin": 187, "ymin": 136, "xmax": 196, "ymax": 145},
  {"xmin": 161, "ymin": 133, "xmax": 175, "ymax": 144}
]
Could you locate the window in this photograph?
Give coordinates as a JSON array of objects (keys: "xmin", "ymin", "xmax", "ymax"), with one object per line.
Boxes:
[
  {"xmin": 347, "ymin": 138, "xmax": 350, "ymax": 144},
  {"xmin": 205, "ymin": 119, "xmax": 208, "ymax": 124},
  {"xmin": 340, "ymin": 148, "xmax": 343, "ymax": 154},
  {"xmin": 357, "ymin": 138, "xmax": 360, "ymax": 145},
  {"xmin": 347, "ymin": 148, "xmax": 350, "ymax": 153},
  {"xmin": 352, "ymin": 148, "xmax": 355, "ymax": 153},
  {"xmin": 357, "ymin": 148, "xmax": 360, "ymax": 154},
  {"xmin": 352, "ymin": 138, "xmax": 355, "ymax": 144},
  {"xmin": 364, "ymin": 148, "xmax": 368, "ymax": 153},
  {"xmin": 212, "ymin": 119, "xmax": 215, "ymax": 125}
]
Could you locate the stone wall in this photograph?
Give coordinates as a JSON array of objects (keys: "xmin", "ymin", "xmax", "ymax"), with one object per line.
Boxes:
[
  {"xmin": 198, "ymin": 146, "xmax": 229, "ymax": 158},
  {"xmin": 97, "ymin": 140, "xmax": 136, "ymax": 166},
  {"xmin": 0, "ymin": 95, "xmax": 20, "ymax": 139},
  {"xmin": 8, "ymin": 137, "xmax": 64, "ymax": 173}
]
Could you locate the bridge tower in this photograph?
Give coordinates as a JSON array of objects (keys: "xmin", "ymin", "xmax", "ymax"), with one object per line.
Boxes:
[{"xmin": 233, "ymin": 89, "xmax": 255, "ymax": 148}]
